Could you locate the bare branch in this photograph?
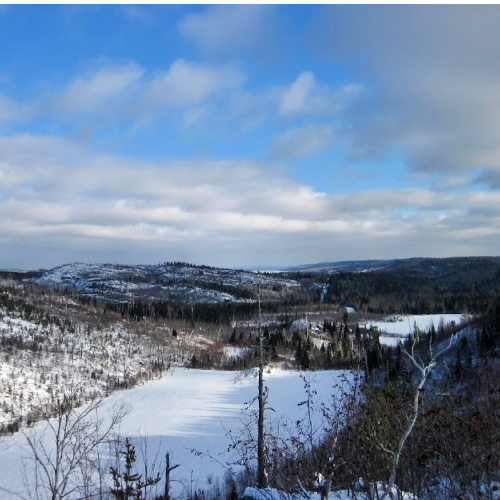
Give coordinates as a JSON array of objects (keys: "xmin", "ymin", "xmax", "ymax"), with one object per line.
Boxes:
[
  {"xmin": 23, "ymin": 387, "xmax": 130, "ymax": 500},
  {"xmin": 380, "ymin": 333, "xmax": 456, "ymax": 500}
]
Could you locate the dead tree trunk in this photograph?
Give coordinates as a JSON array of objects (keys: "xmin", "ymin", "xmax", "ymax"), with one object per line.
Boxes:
[
  {"xmin": 164, "ymin": 452, "xmax": 179, "ymax": 500},
  {"xmin": 257, "ymin": 286, "xmax": 268, "ymax": 489}
]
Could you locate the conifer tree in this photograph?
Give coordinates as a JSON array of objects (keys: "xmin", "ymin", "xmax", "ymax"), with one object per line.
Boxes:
[{"xmin": 110, "ymin": 438, "xmax": 161, "ymax": 500}]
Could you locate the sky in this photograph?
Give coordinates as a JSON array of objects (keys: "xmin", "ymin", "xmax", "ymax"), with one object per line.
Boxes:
[{"xmin": 1, "ymin": 4, "xmax": 500, "ymax": 269}]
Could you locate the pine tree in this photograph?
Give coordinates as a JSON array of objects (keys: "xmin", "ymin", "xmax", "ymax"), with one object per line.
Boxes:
[
  {"xmin": 454, "ymin": 349, "xmax": 462, "ymax": 381},
  {"xmin": 294, "ymin": 335, "xmax": 303, "ymax": 363},
  {"xmin": 301, "ymin": 348, "xmax": 310, "ymax": 369},
  {"xmin": 110, "ymin": 438, "xmax": 161, "ymax": 500}
]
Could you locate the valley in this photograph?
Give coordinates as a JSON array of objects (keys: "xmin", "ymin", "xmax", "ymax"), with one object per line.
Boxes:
[{"xmin": 0, "ymin": 256, "xmax": 498, "ymax": 499}]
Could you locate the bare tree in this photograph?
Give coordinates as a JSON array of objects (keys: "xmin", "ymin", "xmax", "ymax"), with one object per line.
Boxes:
[
  {"xmin": 164, "ymin": 452, "xmax": 180, "ymax": 500},
  {"xmin": 269, "ymin": 371, "xmax": 363, "ymax": 499},
  {"xmin": 257, "ymin": 286, "xmax": 269, "ymax": 489},
  {"xmin": 23, "ymin": 385, "xmax": 130, "ymax": 500},
  {"xmin": 379, "ymin": 334, "xmax": 456, "ymax": 500},
  {"xmin": 217, "ymin": 287, "xmax": 271, "ymax": 493}
]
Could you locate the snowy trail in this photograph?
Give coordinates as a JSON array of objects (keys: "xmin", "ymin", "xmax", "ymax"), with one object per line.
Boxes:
[{"xmin": 0, "ymin": 367, "xmax": 348, "ymax": 499}]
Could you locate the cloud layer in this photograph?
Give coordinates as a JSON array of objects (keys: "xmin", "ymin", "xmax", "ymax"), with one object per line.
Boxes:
[
  {"xmin": 314, "ymin": 5, "xmax": 500, "ymax": 185},
  {"xmin": 0, "ymin": 5, "xmax": 499, "ymax": 268},
  {"xmin": 1, "ymin": 133, "xmax": 499, "ymax": 268}
]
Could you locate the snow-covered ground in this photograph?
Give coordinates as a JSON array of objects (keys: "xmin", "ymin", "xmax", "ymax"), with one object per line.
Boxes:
[
  {"xmin": 362, "ymin": 314, "xmax": 466, "ymax": 346},
  {"xmin": 0, "ymin": 367, "xmax": 350, "ymax": 499},
  {"xmin": 241, "ymin": 483, "xmax": 417, "ymax": 500},
  {"xmin": 0, "ymin": 306, "xmax": 171, "ymax": 427},
  {"xmin": 34, "ymin": 262, "xmax": 300, "ymax": 304}
]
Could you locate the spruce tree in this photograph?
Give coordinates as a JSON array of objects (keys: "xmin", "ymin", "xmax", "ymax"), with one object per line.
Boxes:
[{"xmin": 110, "ymin": 438, "xmax": 161, "ymax": 500}]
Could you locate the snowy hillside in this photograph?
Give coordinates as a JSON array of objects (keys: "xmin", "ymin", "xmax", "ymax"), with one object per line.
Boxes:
[
  {"xmin": 282, "ymin": 259, "xmax": 399, "ymax": 273},
  {"xmin": 0, "ymin": 281, "xmax": 247, "ymax": 433},
  {"xmin": 34, "ymin": 262, "xmax": 300, "ymax": 304},
  {"xmin": 0, "ymin": 286, "xmax": 170, "ymax": 431}
]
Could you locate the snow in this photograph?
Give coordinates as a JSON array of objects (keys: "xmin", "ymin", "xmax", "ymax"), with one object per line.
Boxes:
[
  {"xmin": 34, "ymin": 262, "xmax": 300, "ymax": 304},
  {"xmin": 0, "ymin": 367, "xmax": 350, "ymax": 499},
  {"xmin": 224, "ymin": 345, "xmax": 252, "ymax": 359},
  {"xmin": 379, "ymin": 336, "xmax": 402, "ymax": 347},
  {"xmin": 242, "ymin": 486, "xmax": 326, "ymax": 499},
  {"xmin": 0, "ymin": 303, "xmax": 170, "ymax": 427},
  {"xmin": 291, "ymin": 319, "xmax": 309, "ymax": 331},
  {"xmin": 241, "ymin": 482, "xmax": 418, "ymax": 499},
  {"xmin": 362, "ymin": 314, "xmax": 466, "ymax": 346}
]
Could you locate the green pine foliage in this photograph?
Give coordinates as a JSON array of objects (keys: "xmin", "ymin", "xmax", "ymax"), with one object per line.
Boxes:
[{"xmin": 110, "ymin": 438, "xmax": 161, "ymax": 500}]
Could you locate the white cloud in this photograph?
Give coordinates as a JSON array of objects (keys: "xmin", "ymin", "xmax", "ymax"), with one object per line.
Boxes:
[
  {"xmin": 270, "ymin": 125, "xmax": 334, "ymax": 159},
  {"xmin": 312, "ymin": 5, "xmax": 500, "ymax": 185},
  {"xmin": 55, "ymin": 63, "xmax": 144, "ymax": 114},
  {"xmin": 178, "ymin": 5, "xmax": 278, "ymax": 57},
  {"xmin": 1, "ymin": 134, "xmax": 500, "ymax": 268},
  {"xmin": 142, "ymin": 59, "xmax": 244, "ymax": 109},
  {"xmin": 280, "ymin": 72, "xmax": 316, "ymax": 116},
  {"xmin": 280, "ymin": 72, "xmax": 361, "ymax": 117},
  {"xmin": 0, "ymin": 94, "xmax": 16, "ymax": 123},
  {"xmin": 8, "ymin": 59, "xmax": 246, "ymax": 139},
  {"xmin": 0, "ymin": 94, "xmax": 34, "ymax": 126}
]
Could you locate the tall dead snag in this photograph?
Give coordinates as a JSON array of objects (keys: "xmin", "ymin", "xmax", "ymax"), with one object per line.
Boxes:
[
  {"xmin": 380, "ymin": 334, "xmax": 456, "ymax": 500},
  {"xmin": 257, "ymin": 286, "xmax": 268, "ymax": 489},
  {"xmin": 164, "ymin": 452, "xmax": 180, "ymax": 500}
]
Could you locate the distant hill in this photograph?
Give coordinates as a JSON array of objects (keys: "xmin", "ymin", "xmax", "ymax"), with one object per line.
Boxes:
[
  {"xmin": 3, "ymin": 256, "xmax": 499, "ymax": 309},
  {"xmin": 376, "ymin": 256, "xmax": 500, "ymax": 280},
  {"xmin": 29, "ymin": 262, "xmax": 300, "ymax": 304},
  {"xmin": 317, "ymin": 256, "xmax": 500, "ymax": 314},
  {"xmin": 280, "ymin": 259, "xmax": 401, "ymax": 273},
  {"xmin": 281, "ymin": 256, "xmax": 500, "ymax": 278}
]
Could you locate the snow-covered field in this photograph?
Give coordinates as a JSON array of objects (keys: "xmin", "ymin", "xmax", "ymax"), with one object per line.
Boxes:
[
  {"xmin": 0, "ymin": 367, "xmax": 350, "ymax": 499},
  {"xmin": 362, "ymin": 314, "xmax": 466, "ymax": 346}
]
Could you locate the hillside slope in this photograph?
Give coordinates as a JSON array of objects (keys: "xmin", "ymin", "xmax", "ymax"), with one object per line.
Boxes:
[{"xmin": 33, "ymin": 262, "xmax": 300, "ymax": 304}]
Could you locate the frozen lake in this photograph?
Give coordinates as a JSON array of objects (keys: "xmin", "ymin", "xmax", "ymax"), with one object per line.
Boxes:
[{"xmin": 0, "ymin": 367, "xmax": 350, "ymax": 498}]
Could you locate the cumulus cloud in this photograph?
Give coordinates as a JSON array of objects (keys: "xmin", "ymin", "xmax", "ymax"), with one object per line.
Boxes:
[
  {"xmin": 142, "ymin": 59, "xmax": 244, "ymax": 109},
  {"xmin": 280, "ymin": 72, "xmax": 361, "ymax": 117},
  {"xmin": 0, "ymin": 94, "xmax": 34, "ymax": 126},
  {"xmin": 1, "ymin": 134, "xmax": 499, "ymax": 268},
  {"xmin": 280, "ymin": 72, "xmax": 316, "ymax": 116},
  {"xmin": 9, "ymin": 58, "xmax": 246, "ymax": 139},
  {"xmin": 270, "ymin": 125, "xmax": 334, "ymax": 159},
  {"xmin": 0, "ymin": 94, "xmax": 17, "ymax": 123},
  {"xmin": 54, "ymin": 63, "xmax": 144, "ymax": 115},
  {"xmin": 178, "ymin": 5, "xmax": 279, "ymax": 57},
  {"xmin": 312, "ymin": 5, "xmax": 500, "ymax": 185}
]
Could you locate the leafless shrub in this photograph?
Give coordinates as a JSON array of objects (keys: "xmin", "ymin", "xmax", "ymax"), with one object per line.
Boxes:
[{"xmin": 21, "ymin": 385, "xmax": 130, "ymax": 500}]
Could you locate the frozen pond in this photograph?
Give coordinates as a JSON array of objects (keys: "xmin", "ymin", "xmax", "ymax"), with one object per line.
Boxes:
[{"xmin": 362, "ymin": 313, "xmax": 466, "ymax": 346}]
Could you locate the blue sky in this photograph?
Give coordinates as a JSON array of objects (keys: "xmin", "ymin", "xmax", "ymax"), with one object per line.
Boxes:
[{"xmin": 1, "ymin": 4, "xmax": 499, "ymax": 269}]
